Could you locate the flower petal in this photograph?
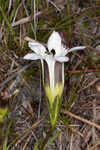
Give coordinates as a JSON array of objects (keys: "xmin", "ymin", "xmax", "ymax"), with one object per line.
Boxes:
[
  {"xmin": 45, "ymin": 55, "xmax": 55, "ymax": 93},
  {"xmin": 55, "ymin": 56, "xmax": 69, "ymax": 62},
  {"xmin": 67, "ymin": 46, "xmax": 86, "ymax": 54},
  {"xmin": 28, "ymin": 42, "xmax": 46, "ymax": 56},
  {"xmin": 41, "ymin": 59, "xmax": 44, "ymax": 84},
  {"xmin": 47, "ymin": 31, "xmax": 62, "ymax": 56},
  {"xmin": 24, "ymin": 53, "xmax": 42, "ymax": 60}
]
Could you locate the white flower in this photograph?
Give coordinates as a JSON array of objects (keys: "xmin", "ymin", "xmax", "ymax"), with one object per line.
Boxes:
[
  {"xmin": 24, "ymin": 31, "xmax": 85, "ymax": 127},
  {"xmin": 24, "ymin": 31, "xmax": 85, "ymax": 104}
]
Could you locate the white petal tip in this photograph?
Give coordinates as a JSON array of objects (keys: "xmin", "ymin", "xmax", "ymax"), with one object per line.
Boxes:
[
  {"xmin": 56, "ymin": 56, "xmax": 69, "ymax": 62},
  {"xmin": 23, "ymin": 53, "xmax": 41, "ymax": 60},
  {"xmin": 28, "ymin": 41, "xmax": 38, "ymax": 49},
  {"xmin": 72, "ymin": 46, "xmax": 86, "ymax": 50},
  {"xmin": 79, "ymin": 46, "xmax": 86, "ymax": 49},
  {"xmin": 67, "ymin": 46, "xmax": 86, "ymax": 54},
  {"xmin": 23, "ymin": 54, "xmax": 30, "ymax": 60},
  {"xmin": 28, "ymin": 42, "xmax": 33, "ymax": 48}
]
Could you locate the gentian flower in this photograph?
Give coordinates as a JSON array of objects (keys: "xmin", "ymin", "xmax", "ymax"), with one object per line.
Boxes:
[{"xmin": 24, "ymin": 31, "xmax": 85, "ymax": 127}]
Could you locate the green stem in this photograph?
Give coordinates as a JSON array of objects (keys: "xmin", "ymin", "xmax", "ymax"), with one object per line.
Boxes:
[
  {"xmin": 40, "ymin": 127, "xmax": 54, "ymax": 150},
  {"xmin": 0, "ymin": 6, "xmax": 20, "ymax": 48},
  {"xmin": 0, "ymin": 123, "xmax": 3, "ymax": 150}
]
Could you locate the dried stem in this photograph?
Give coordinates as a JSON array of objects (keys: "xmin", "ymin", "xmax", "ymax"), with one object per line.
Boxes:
[{"xmin": 61, "ymin": 109, "xmax": 100, "ymax": 130}]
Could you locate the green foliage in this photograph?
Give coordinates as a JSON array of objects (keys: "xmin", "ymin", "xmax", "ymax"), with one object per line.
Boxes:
[
  {"xmin": 96, "ymin": 9, "xmax": 100, "ymax": 15},
  {"xmin": 83, "ymin": 20, "xmax": 90, "ymax": 28},
  {"xmin": 0, "ymin": 6, "xmax": 20, "ymax": 48},
  {"xmin": 43, "ymin": 131, "xmax": 60, "ymax": 150},
  {"xmin": 0, "ymin": 107, "xmax": 8, "ymax": 123},
  {"xmin": 23, "ymin": 67, "xmax": 40, "ymax": 81},
  {"xmin": 33, "ymin": 141, "xmax": 39, "ymax": 150},
  {"xmin": 3, "ymin": 121, "xmax": 12, "ymax": 150},
  {"xmin": 0, "ymin": 0, "xmax": 9, "ymax": 22}
]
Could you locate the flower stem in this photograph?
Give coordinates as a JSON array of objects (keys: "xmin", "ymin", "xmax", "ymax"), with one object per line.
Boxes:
[{"xmin": 39, "ymin": 126, "xmax": 54, "ymax": 150}]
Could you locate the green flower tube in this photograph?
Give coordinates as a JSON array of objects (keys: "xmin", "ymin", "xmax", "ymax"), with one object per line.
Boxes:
[{"xmin": 44, "ymin": 59, "xmax": 64, "ymax": 127}]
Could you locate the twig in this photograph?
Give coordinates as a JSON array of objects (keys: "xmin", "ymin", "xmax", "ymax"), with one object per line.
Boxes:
[
  {"xmin": 22, "ymin": 135, "xmax": 31, "ymax": 150},
  {"xmin": 11, "ymin": 0, "xmax": 65, "ymax": 27},
  {"xmin": 70, "ymin": 133, "xmax": 73, "ymax": 150},
  {"xmin": 48, "ymin": 0, "xmax": 61, "ymax": 11},
  {"xmin": 78, "ymin": 78, "xmax": 100, "ymax": 93},
  {"xmin": 67, "ymin": 69, "xmax": 100, "ymax": 74},
  {"xmin": 90, "ymin": 139, "xmax": 100, "ymax": 150},
  {"xmin": 7, "ymin": 0, "xmax": 12, "ymax": 14},
  {"xmin": 15, "ymin": 118, "xmax": 43, "ymax": 147},
  {"xmin": 0, "ymin": 61, "xmax": 34, "ymax": 88},
  {"xmin": 70, "ymin": 127, "xmax": 84, "ymax": 138},
  {"xmin": 58, "ymin": 133, "xmax": 63, "ymax": 150},
  {"xmin": 61, "ymin": 109, "xmax": 100, "ymax": 130},
  {"xmin": 11, "ymin": 2, "xmax": 23, "ymax": 25},
  {"xmin": 33, "ymin": 0, "xmax": 37, "ymax": 40},
  {"xmin": 11, "ymin": 12, "xmax": 42, "ymax": 27}
]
